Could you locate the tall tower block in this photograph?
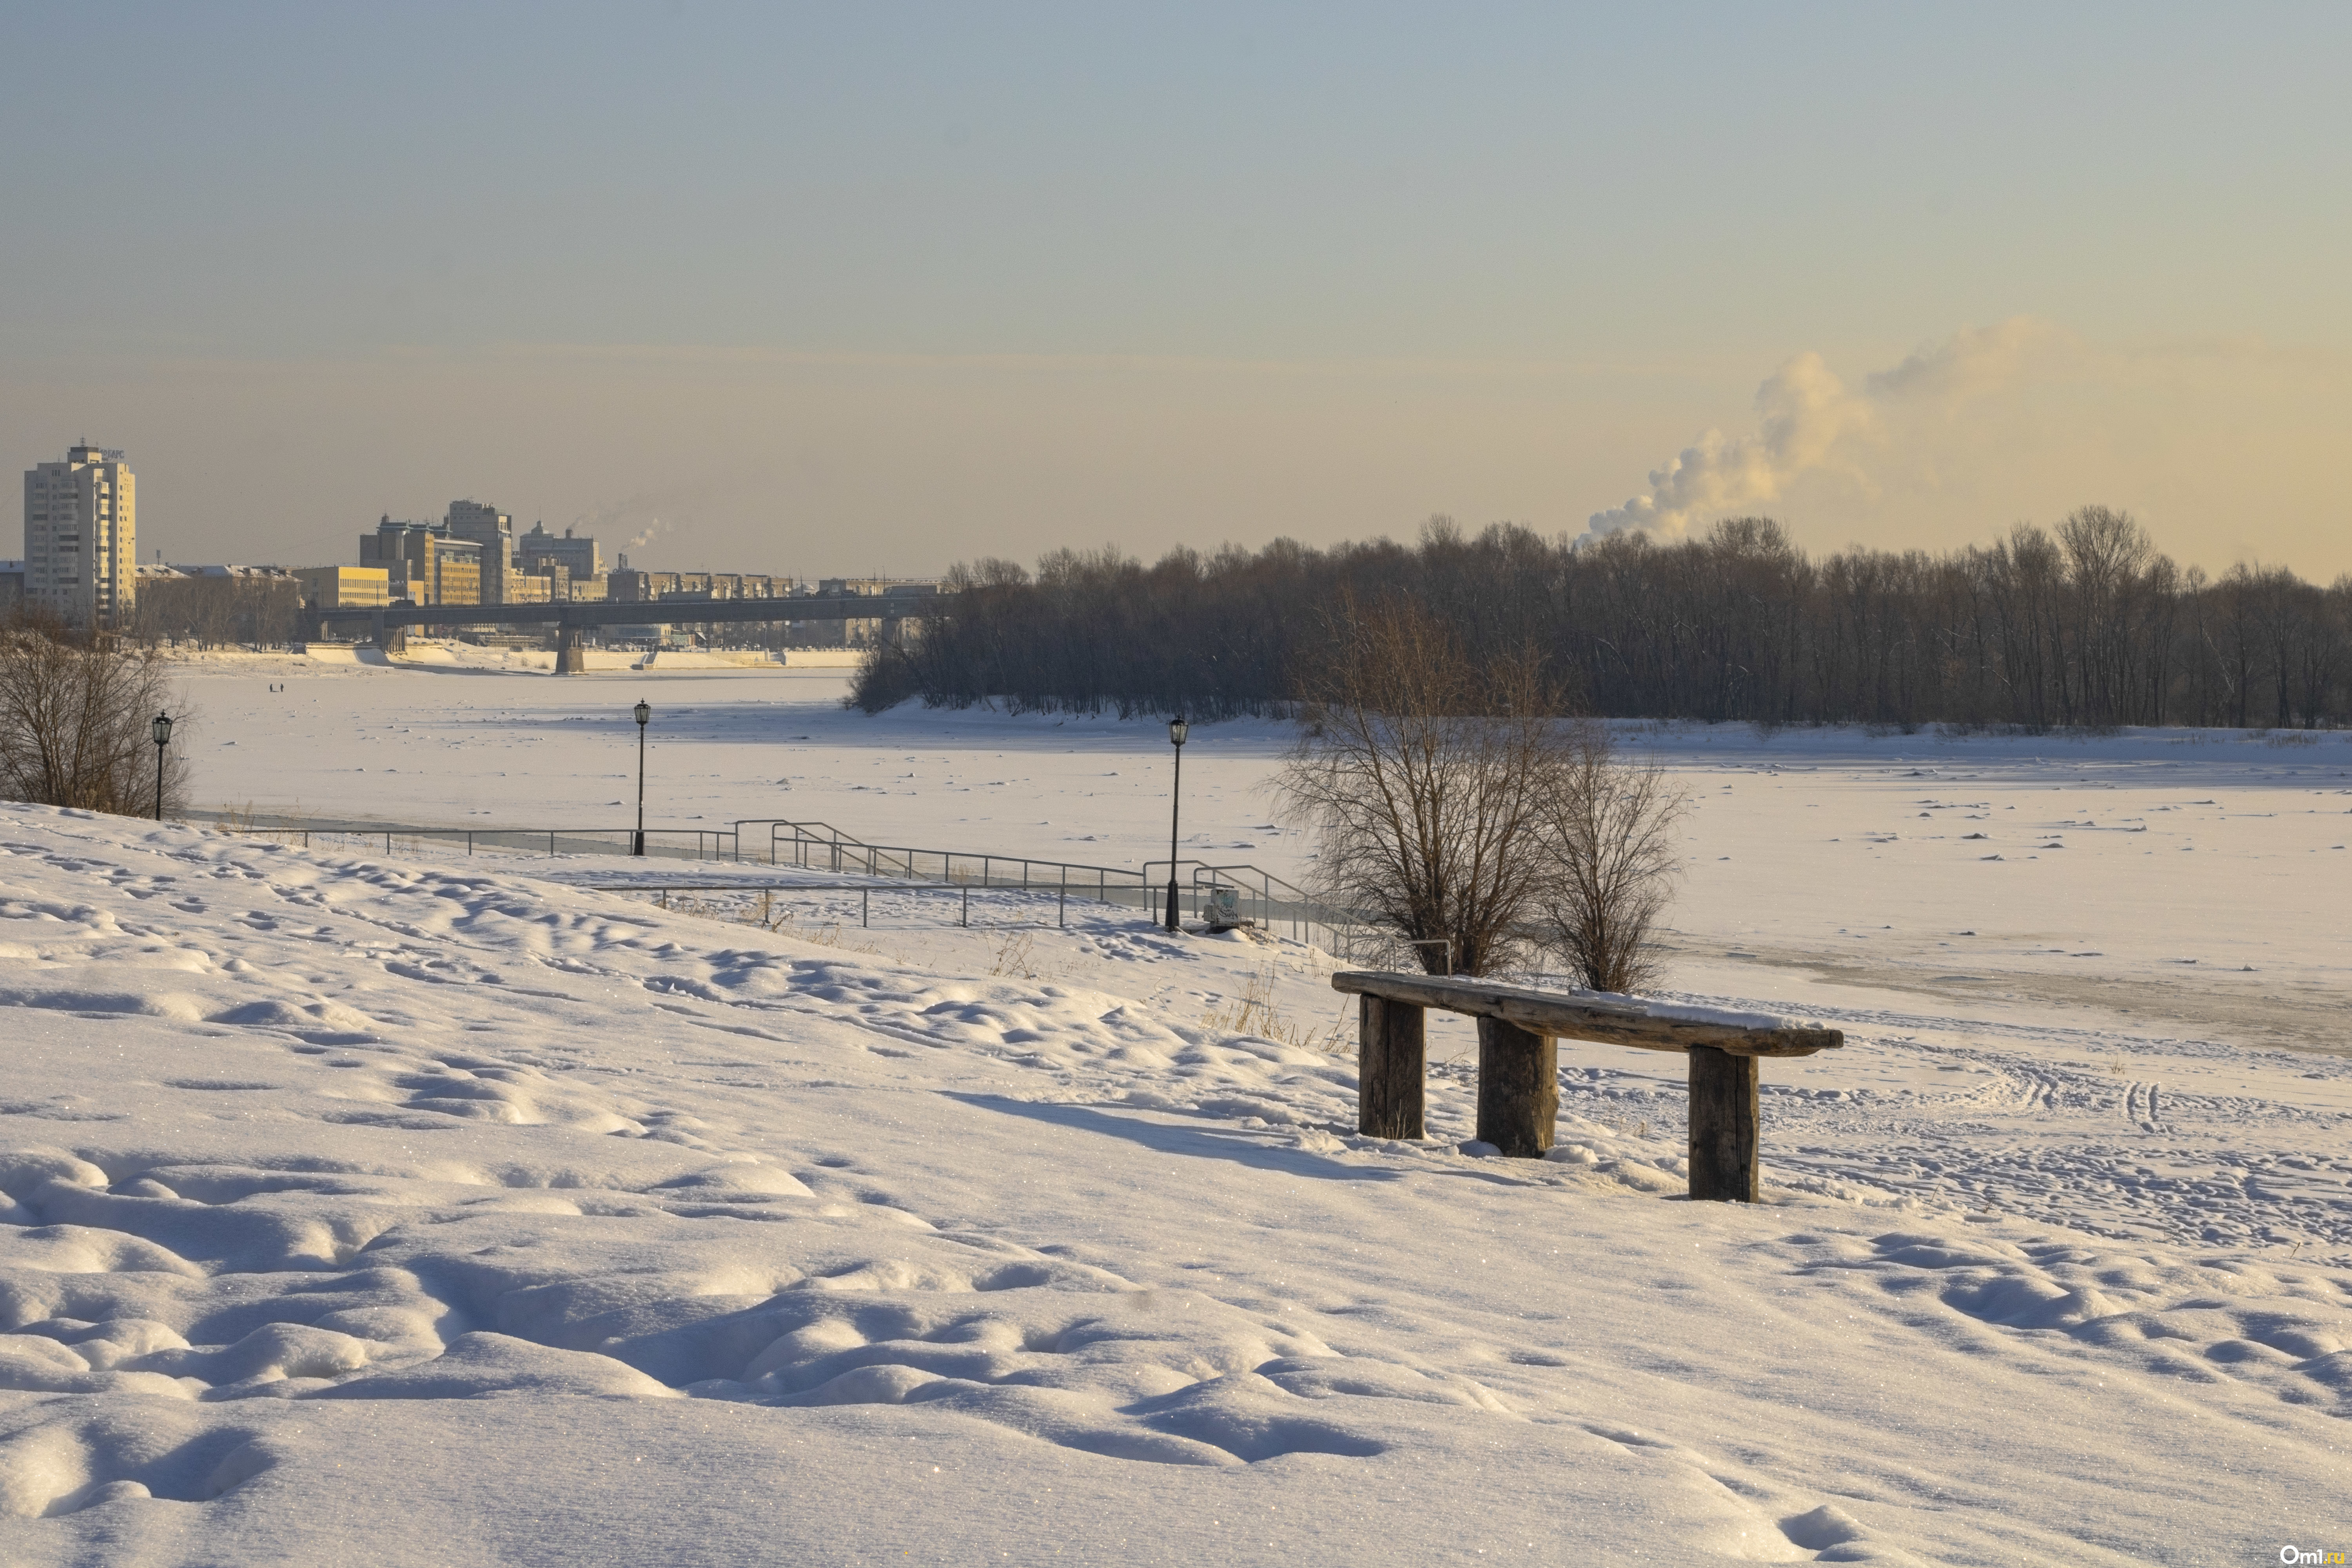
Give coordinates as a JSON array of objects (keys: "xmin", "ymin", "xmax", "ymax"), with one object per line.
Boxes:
[{"xmin": 23, "ymin": 443, "xmax": 136, "ymax": 630}]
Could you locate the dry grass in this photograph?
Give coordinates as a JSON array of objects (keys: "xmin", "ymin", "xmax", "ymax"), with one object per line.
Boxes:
[
  {"xmin": 986, "ymin": 929, "xmax": 1039, "ymax": 979},
  {"xmin": 1201, "ymin": 961, "xmax": 1350, "ymax": 1053}
]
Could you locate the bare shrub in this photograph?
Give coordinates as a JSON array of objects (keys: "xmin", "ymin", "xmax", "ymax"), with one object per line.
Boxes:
[
  {"xmin": 1535, "ymin": 732, "xmax": 1687, "ymax": 994},
  {"xmin": 1278, "ymin": 597, "xmax": 1564, "ymax": 976},
  {"xmin": 0, "ymin": 618, "xmax": 191, "ymax": 817}
]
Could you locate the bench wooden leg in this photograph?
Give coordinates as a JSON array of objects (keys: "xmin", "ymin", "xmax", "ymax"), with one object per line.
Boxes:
[
  {"xmin": 1475, "ymin": 1017, "xmax": 1557, "ymax": 1157},
  {"xmin": 1358, "ymin": 996, "xmax": 1425, "ymax": 1140},
  {"xmin": 1687, "ymin": 1045, "xmax": 1759, "ymax": 1201}
]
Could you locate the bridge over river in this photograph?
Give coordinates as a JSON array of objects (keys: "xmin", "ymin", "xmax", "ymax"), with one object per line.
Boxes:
[{"xmin": 314, "ymin": 592, "xmax": 929, "ymax": 671}]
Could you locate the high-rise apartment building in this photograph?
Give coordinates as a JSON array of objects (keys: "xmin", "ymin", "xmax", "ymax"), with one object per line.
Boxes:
[{"xmin": 22, "ymin": 443, "xmax": 136, "ymax": 629}]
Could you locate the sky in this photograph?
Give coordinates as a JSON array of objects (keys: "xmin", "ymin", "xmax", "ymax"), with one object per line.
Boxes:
[{"xmin": 4, "ymin": 2, "xmax": 2348, "ymax": 580}]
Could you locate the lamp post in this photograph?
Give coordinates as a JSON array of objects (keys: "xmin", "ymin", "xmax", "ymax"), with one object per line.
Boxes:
[
  {"xmin": 150, "ymin": 713, "xmax": 172, "ymax": 822},
  {"xmin": 1164, "ymin": 715, "xmax": 1188, "ymax": 932},
  {"xmin": 632, "ymin": 700, "xmax": 651, "ymax": 855}
]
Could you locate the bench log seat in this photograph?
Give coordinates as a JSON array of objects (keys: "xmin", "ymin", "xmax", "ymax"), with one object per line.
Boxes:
[{"xmin": 1331, "ymin": 971, "xmax": 1844, "ymax": 1201}]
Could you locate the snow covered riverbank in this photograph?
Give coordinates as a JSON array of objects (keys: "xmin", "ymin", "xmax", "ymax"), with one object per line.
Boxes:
[{"xmin": 1, "ymin": 802, "xmax": 2346, "ymax": 1563}]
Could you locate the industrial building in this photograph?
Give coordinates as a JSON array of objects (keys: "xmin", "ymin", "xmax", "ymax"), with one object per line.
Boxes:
[{"xmin": 517, "ymin": 521, "xmax": 599, "ymax": 581}]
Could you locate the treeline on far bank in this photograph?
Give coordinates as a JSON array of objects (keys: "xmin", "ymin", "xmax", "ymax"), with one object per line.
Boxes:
[{"xmin": 852, "ymin": 510, "xmax": 2352, "ymax": 731}]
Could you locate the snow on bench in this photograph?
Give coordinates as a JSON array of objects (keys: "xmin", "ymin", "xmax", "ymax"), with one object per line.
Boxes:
[{"xmin": 1330, "ymin": 971, "xmax": 1845, "ymax": 1202}]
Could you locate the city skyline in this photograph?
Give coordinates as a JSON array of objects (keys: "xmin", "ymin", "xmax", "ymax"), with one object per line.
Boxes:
[{"xmin": 5, "ymin": 5, "xmax": 2348, "ymax": 579}]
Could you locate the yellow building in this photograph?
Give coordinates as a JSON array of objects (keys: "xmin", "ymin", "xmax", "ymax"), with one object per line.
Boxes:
[
  {"xmin": 359, "ymin": 517, "xmax": 481, "ymax": 606},
  {"xmin": 295, "ymin": 565, "xmax": 390, "ymax": 608}
]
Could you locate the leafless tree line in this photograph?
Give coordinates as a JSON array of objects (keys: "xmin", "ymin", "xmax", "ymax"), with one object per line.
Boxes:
[
  {"xmin": 133, "ymin": 576, "xmax": 305, "ymax": 649},
  {"xmin": 1278, "ymin": 600, "xmax": 1683, "ymax": 988},
  {"xmin": 0, "ymin": 614, "xmax": 190, "ymax": 817},
  {"xmin": 857, "ymin": 509, "xmax": 2352, "ymax": 732}
]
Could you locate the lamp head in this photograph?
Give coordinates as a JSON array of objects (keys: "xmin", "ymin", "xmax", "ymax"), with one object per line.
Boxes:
[
  {"xmin": 1168, "ymin": 716, "xmax": 1188, "ymax": 748},
  {"xmin": 633, "ymin": 700, "xmax": 651, "ymax": 727},
  {"xmin": 152, "ymin": 713, "xmax": 173, "ymax": 746}
]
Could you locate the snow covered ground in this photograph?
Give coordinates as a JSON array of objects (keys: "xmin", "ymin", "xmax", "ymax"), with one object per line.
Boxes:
[{"xmin": 0, "ymin": 648, "xmax": 2345, "ymax": 1562}]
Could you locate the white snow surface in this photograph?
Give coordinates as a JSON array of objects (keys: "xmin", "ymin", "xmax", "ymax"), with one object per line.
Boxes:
[{"xmin": 0, "ymin": 651, "xmax": 2346, "ymax": 1562}]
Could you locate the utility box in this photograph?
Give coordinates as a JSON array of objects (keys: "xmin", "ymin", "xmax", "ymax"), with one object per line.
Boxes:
[{"xmin": 1201, "ymin": 885, "xmax": 1247, "ymax": 933}]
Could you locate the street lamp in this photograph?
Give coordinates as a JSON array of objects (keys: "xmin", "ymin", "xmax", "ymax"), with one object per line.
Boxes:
[
  {"xmin": 632, "ymin": 700, "xmax": 652, "ymax": 856},
  {"xmin": 150, "ymin": 713, "xmax": 172, "ymax": 822},
  {"xmin": 1164, "ymin": 715, "xmax": 1189, "ymax": 932}
]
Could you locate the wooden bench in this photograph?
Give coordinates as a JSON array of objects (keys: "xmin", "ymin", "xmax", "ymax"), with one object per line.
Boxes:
[{"xmin": 1330, "ymin": 971, "xmax": 1844, "ymax": 1202}]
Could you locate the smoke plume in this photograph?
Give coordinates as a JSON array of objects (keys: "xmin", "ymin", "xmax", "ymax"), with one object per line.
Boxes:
[
  {"xmin": 1581, "ymin": 318, "xmax": 2071, "ymax": 545},
  {"xmin": 569, "ymin": 490, "xmax": 705, "ymax": 562}
]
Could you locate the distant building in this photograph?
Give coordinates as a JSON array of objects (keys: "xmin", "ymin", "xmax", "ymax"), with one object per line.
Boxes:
[
  {"xmin": 605, "ymin": 567, "xmax": 668, "ymax": 603},
  {"xmin": 603, "ymin": 568, "xmax": 929, "ymax": 646},
  {"xmin": 518, "ymin": 521, "xmax": 599, "ymax": 581},
  {"xmin": 445, "ymin": 501, "xmax": 514, "ymax": 604},
  {"xmin": 22, "ymin": 443, "xmax": 136, "ymax": 630},
  {"xmin": 360, "ymin": 516, "xmax": 481, "ymax": 606},
  {"xmin": 294, "ymin": 565, "xmax": 390, "ymax": 609},
  {"xmin": 511, "ymin": 562, "xmax": 608, "ymax": 603},
  {"xmin": 0, "ymin": 559, "xmax": 22, "ymax": 618},
  {"xmin": 607, "ymin": 568, "xmax": 786, "ymax": 603},
  {"xmin": 601, "ymin": 621, "xmax": 686, "ymax": 648}
]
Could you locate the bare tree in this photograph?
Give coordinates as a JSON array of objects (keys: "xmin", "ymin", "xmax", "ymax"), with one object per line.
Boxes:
[
  {"xmin": 0, "ymin": 617, "xmax": 191, "ymax": 817},
  {"xmin": 1534, "ymin": 733, "xmax": 1687, "ymax": 994},
  {"xmin": 1278, "ymin": 597, "xmax": 1562, "ymax": 976},
  {"xmin": 134, "ymin": 574, "xmax": 304, "ymax": 649}
]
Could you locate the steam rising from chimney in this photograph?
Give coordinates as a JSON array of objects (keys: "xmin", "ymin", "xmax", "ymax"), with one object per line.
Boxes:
[{"xmin": 1581, "ymin": 318, "xmax": 2070, "ymax": 546}]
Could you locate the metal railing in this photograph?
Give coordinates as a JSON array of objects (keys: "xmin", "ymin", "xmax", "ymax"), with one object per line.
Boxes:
[
  {"xmin": 761, "ymin": 822, "xmax": 1371, "ymax": 953},
  {"xmin": 187, "ymin": 810, "xmax": 741, "ymax": 863},
  {"xmin": 583, "ymin": 879, "xmax": 1085, "ymax": 929},
  {"xmin": 1135, "ymin": 857, "xmax": 1375, "ymax": 955},
  {"xmin": 1192, "ymin": 862, "xmax": 1366, "ymax": 951},
  {"xmin": 762, "ymin": 821, "xmax": 1148, "ymax": 904},
  {"xmin": 183, "ymin": 808, "xmax": 1379, "ymax": 954}
]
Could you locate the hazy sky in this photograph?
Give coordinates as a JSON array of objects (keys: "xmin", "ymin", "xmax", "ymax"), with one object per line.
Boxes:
[{"xmin": 5, "ymin": 3, "xmax": 2348, "ymax": 579}]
